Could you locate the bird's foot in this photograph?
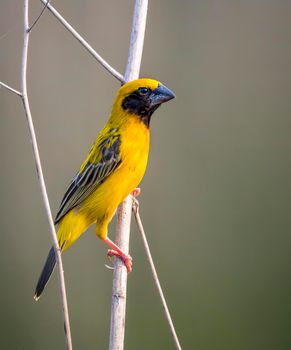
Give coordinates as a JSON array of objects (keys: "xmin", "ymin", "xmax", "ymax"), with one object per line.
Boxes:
[
  {"xmin": 107, "ymin": 249, "xmax": 132, "ymax": 273},
  {"xmin": 132, "ymin": 187, "xmax": 141, "ymax": 197},
  {"xmin": 131, "ymin": 188, "xmax": 140, "ymax": 214},
  {"xmin": 103, "ymin": 237, "xmax": 132, "ymax": 273}
]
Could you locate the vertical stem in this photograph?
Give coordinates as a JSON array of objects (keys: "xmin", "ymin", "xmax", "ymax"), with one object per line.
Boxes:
[
  {"xmin": 109, "ymin": 1, "xmax": 148, "ymax": 349},
  {"xmin": 21, "ymin": 1, "xmax": 72, "ymax": 349},
  {"xmin": 109, "ymin": 198, "xmax": 133, "ymax": 350},
  {"xmin": 124, "ymin": 0, "xmax": 148, "ymax": 81}
]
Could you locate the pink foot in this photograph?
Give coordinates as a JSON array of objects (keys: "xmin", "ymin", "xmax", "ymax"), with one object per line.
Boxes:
[
  {"xmin": 131, "ymin": 188, "xmax": 140, "ymax": 214},
  {"xmin": 107, "ymin": 249, "xmax": 132, "ymax": 273},
  {"xmin": 104, "ymin": 237, "xmax": 133, "ymax": 273},
  {"xmin": 132, "ymin": 187, "xmax": 141, "ymax": 197}
]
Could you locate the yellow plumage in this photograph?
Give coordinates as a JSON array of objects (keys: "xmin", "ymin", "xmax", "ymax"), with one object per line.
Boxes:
[
  {"xmin": 58, "ymin": 108, "xmax": 150, "ymax": 249},
  {"xmin": 34, "ymin": 78, "xmax": 175, "ymax": 299}
]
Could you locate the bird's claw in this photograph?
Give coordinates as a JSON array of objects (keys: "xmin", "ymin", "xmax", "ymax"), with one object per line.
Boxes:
[
  {"xmin": 107, "ymin": 249, "xmax": 133, "ymax": 273},
  {"xmin": 132, "ymin": 187, "xmax": 141, "ymax": 198},
  {"xmin": 104, "ymin": 264, "xmax": 115, "ymax": 270},
  {"xmin": 131, "ymin": 188, "xmax": 140, "ymax": 214}
]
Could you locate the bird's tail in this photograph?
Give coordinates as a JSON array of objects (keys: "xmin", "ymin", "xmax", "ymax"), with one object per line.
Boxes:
[{"xmin": 34, "ymin": 247, "xmax": 56, "ymax": 301}]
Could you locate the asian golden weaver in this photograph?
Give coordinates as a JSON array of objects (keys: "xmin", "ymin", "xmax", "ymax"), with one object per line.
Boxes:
[{"xmin": 34, "ymin": 78, "xmax": 175, "ymax": 300}]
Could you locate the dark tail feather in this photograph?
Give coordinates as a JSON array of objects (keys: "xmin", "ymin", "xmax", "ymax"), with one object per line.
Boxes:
[{"xmin": 34, "ymin": 247, "xmax": 56, "ymax": 301}]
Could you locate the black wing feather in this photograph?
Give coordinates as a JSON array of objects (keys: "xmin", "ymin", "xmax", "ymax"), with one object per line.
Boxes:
[{"xmin": 54, "ymin": 134, "xmax": 121, "ymax": 224}]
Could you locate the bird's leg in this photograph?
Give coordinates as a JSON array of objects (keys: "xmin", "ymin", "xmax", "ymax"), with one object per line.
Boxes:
[
  {"xmin": 104, "ymin": 237, "xmax": 132, "ymax": 273},
  {"xmin": 104, "ymin": 189, "xmax": 140, "ymax": 272}
]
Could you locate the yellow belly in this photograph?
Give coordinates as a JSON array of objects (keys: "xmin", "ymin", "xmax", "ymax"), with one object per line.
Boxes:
[
  {"xmin": 87, "ymin": 118, "xmax": 150, "ymax": 237},
  {"xmin": 57, "ymin": 118, "xmax": 150, "ymax": 248}
]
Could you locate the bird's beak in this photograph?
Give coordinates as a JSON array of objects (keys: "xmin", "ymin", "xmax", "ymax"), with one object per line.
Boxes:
[{"xmin": 150, "ymin": 83, "xmax": 176, "ymax": 107}]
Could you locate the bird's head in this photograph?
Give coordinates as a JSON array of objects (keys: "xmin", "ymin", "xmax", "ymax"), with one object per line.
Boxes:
[{"xmin": 111, "ymin": 78, "xmax": 175, "ymax": 127}]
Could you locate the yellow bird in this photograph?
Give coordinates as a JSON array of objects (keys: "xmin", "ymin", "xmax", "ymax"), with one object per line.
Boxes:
[{"xmin": 34, "ymin": 78, "xmax": 175, "ymax": 300}]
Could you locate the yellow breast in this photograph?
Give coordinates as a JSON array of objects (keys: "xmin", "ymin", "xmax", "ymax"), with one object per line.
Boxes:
[
  {"xmin": 80, "ymin": 117, "xmax": 150, "ymax": 234},
  {"xmin": 105, "ymin": 117, "xmax": 150, "ymax": 205}
]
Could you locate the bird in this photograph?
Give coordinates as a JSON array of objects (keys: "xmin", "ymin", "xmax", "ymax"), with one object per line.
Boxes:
[{"xmin": 34, "ymin": 78, "xmax": 175, "ymax": 300}]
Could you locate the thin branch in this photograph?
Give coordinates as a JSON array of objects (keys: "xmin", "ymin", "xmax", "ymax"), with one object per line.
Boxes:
[
  {"xmin": 21, "ymin": 1, "xmax": 73, "ymax": 349},
  {"xmin": 132, "ymin": 200, "xmax": 182, "ymax": 350},
  {"xmin": 39, "ymin": 0, "xmax": 125, "ymax": 83},
  {"xmin": 109, "ymin": 1, "xmax": 148, "ymax": 350},
  {"xmin": 28, "ymin": 0, "xmax": 50, "ymax": 32},
  {"xmin": 0, "ymin": 82, "xmax": 22, "ymax": 96}
]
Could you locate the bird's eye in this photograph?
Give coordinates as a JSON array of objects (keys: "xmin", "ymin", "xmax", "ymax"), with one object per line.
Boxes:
[{"xmin": 138, "ymin": 87, "xmax": 150, "ymax": 95}]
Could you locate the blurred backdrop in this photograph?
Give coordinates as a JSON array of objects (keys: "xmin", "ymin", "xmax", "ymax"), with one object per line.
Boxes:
[{"xmin": 1, "ymin": 1, "xmax": 291, "ymax": 349}]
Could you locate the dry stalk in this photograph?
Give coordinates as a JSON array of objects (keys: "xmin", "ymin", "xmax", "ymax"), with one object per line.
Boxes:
[
  {"xmin": 109, "ymin": 1, "xmax": 148, "ymax": 349},
  {"xmin": 132, "ymin": 200, "xmax": 182, "ymax": 350},
  {"xmin": 0, "ymin": 1, "xmax": 73, "ymax": 349}
]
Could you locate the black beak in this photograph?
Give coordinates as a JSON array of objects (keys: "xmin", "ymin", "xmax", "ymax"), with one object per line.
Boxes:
[{"xmin": 150, "ymin": 83, "xmax": 176, "ymax": 107}]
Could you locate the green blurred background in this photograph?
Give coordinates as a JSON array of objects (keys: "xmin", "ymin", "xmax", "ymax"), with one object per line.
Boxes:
[{"xmin": 1, "ymin": 1, "xmax": 291, "ymax": 349}]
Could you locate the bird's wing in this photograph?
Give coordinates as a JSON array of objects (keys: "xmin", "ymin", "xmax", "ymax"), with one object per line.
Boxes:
[{"xmin": 54, "ymin": 130, "xmax": 121, "ymax": 224}]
